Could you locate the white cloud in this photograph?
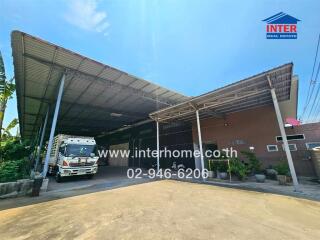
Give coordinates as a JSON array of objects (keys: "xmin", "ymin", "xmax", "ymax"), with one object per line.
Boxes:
[{"xmin": 64, "ymin": 0, "xmax": 109, "ymax": 35}]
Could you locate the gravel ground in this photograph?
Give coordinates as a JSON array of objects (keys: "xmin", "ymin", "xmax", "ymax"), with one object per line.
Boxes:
[{"xmin": 0, "ymin": 180, "xmax": 320, "ymax": 240}]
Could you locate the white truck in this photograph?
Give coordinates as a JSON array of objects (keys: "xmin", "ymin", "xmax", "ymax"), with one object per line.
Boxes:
[{"xmin": 45, "ymin": 134, "xmax": 99, "ymax": 182}]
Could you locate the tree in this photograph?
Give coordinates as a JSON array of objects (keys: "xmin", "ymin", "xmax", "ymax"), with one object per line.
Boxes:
[
  {"xmin": 1, "ymin": 118, "xmax": 19, "ymax": 141},
  {"xmin": 0, "ymin": 51, "xmax": 16, "ymax": 142}
]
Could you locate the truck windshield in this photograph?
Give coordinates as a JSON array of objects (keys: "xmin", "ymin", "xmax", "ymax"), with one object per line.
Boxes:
[{"xmin": 65, "ymin": 144, "xmax": 95, "ymax": 157}]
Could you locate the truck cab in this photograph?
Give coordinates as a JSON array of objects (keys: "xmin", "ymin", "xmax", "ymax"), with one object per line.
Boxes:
[{"xmin": 46, "ymin": 135, "xmax": 99, "ymax": 182}]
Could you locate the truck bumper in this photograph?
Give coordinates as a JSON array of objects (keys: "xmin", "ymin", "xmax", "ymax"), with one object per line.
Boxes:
[{"xmin": 59, "ymin": 166, "xmax": 98, "ymax": 177}]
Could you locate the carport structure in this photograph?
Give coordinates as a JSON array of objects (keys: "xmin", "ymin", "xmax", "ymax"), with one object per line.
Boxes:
[
  {"xmin": 149, "ymin": 63, "xmax": 300, "ymax": 191},
  {"xmin": 11, "ymin": 31, "xmax": 189, "ymax": 177}
]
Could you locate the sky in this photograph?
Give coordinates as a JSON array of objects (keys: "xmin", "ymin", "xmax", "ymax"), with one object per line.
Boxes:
[{"xmin": 0, "ymin": 0, "xmax": 320, "ymax": 131}]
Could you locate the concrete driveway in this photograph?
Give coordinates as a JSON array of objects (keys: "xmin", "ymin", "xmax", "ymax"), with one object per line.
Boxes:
[
  {"xmin": 0, "ymin": 180, "xmax": 319, "ymax": 240},
  {"xmin": 47, "ymin": 166, "xmax": 132, "ymax": 192},
  {"xmin": 0, "ymin": 166, "xmax": 152, "ymax": 211}
]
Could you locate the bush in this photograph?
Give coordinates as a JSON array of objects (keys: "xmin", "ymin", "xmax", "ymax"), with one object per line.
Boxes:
[
  {"xmin": 0, "ymin": 159, "xmax": 31, "ymax": 183},
  {"xmin": 0, "ymin": 160, "xmax": 18, "ymax": 182},
  {"xmin": 0, "ymin": 139, "xmax": 32, "ymax": 183},
  {"xmin": 216, "ymin": 160, "xmax": 228, "ymax": 172},
  {"xmin": 241, "ymin": 151, "xmax": 261, "ymax": 174},
  {"xmin": 275, "ymin": 161, "xmax": 290, "ymax": 176},
  {"xmin": 228, "ymin": 158, "xmax": 249, "ymax": 180},
  {"xmin": 207, "ymin": 159, "xmax": 218, "ymax": 171},
  {"xmin": 0, "ymin": 140, "xmax": 31, "ymax": 161}
]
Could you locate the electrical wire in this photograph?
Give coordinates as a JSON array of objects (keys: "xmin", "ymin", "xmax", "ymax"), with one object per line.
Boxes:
[
  {"xmin": 300, "ymin": 33, "xmax": 320, "ymax": 120},
  {"xmin": 313, "ymin": 97, "xmax": 320, "ymax": 121},
  {"xmin": 306, "ymin": 60, "xmax": 320, "ymax": 121}
]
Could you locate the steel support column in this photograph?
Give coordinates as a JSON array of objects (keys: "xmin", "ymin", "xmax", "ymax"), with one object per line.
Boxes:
[
  {"xmin": 32, "ymin": 126, "xmax": 42, "ymax": 160},
  {"xmin": 156, "ymin": 121, "xmax": 160, "ymax": 173},
  {"xmin": 270, "ymin": 87, "xmax": 300, "ymax": 191},
  {"xmin": 42, "ymin": 74, "xmax": 65, "ymax": 177},
  {"xmin": 196, "ymin": 110, "xmax": 205, "ymax": 173},
  {"xmin": 34, "ymin": 107, "xmax": 49, "ymax": 171}
]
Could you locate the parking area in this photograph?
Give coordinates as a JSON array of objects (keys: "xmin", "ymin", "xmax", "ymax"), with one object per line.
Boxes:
[
  {"xmin": 1, "ymin": 180, "xmax": 320, "ymax": 239},
  {"xmin": 47, "ymin": 166, "xmax": 133, "ymax": 192},
  {"xmin": 0, "ymin": 166, "xmax": 153, "ymax": 211}
]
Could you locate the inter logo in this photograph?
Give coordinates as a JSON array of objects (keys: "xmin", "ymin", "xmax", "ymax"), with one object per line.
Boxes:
[{"xmin": 262, "ymin": 12, "xmax": 300, "ymax": 39}]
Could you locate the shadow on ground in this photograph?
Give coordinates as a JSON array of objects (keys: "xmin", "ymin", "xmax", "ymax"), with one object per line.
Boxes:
[{"xmin": 0, "ymin": 166, "xmax": 154, "ymax": 211}]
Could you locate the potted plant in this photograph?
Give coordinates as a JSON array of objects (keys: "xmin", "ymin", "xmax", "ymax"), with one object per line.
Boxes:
[
  {"xmin": 217, "ymin": 161, "xmax": 228, "ymax": 179},
  {"xmin": 241, "ymin": 151, "xmax": 265, "ymax": 182},
  {"xmin": 228, "ymin": 158, "xmax": 248, "ymax": 181},
  {"xmin": 275, "ymin": 161, "xmax": 290, "ymax": 185},
  {"xmin": 265, "ymin": 165, "xmax": 278, "ymax": 180}
]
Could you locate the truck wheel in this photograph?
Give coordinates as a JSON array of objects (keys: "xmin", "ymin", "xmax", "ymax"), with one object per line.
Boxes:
[
  {"xmin": 87, "ymin": 174, "xmax": 94, "ymax": 179},
  {"xmin": 55, "ymin": 173, "xmax": 63, "ymax": 183}
]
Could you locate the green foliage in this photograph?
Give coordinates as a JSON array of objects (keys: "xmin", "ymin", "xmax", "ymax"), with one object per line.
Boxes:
[
  {"xmin": 207, "ymin": 159, "xmax": 216, "ymax": 171},
  {"xmin": 0, "ymin": 158, "xmax": 31, "ymax": 183},
  {"xmin": 5, "ymin": 118, "xmax": 18, "ymax": 132},
  {"xmin": 0, "ymin": 139, "xmax": 32, "ymax": 182},
  {"xmin": 0, "ymin": 51, "xmax": 15, "ymax": 99},
  {"xmin": 241, "ymin": 151, "xmax": 261, "ymax": 174},
  {"xmin": 0, "ymin": 51, "xmax": 6, "ymax": 84},
  {"xmin": 228, "ymin": 158, "xmax": 249, "ymax": 180},
  {"xmin": 1, "ymin": 118, "xmax": 18, "ymax": 140},
  {"xmin": 275, "ymin": 161, "xmax": 290, "ymax": 176},
  {"xmin": 0, "ymin": 139, "xmax": 31, "ymax": 161},
  {"xmin": 216, "ymin": 160, "xmax": 228, "ymax": 172},
  {"xmin": 0, "ymin": 79, "xmax": 15, "ymax": 101}
]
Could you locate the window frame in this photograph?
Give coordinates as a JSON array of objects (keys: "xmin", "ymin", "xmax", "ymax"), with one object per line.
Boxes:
[
  {"xmin": 276, "ymin": 134, "xmax": 305, "ymax": 142},
  {"xmin": 305, "ymin": 142, "xmax": 320, "ymax": 150},
  {"xmin": 282, "ymin": 143, "xmax": 297, "ymax": 151},
  {"xmin": 267, "ymin": 145, "xmax": 278, "ymax": 152}
]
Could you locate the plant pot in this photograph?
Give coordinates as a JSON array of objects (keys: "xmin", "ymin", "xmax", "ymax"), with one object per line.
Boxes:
[
  {"xmin": 266, "ymin": 169, "xmax": 277, "ymax": 180},
  {"xmin": 218, "ymin": 172, "xmax": 228, "ymax": 180},
  {"xmin": 277, "ymin": 175, "xmax": 287, "ymax": 185},
  {"xmin": 255, "ymin": 174, "xmax": 266, "ymax": 183},
  {"xmin": 208, "ymin": 171, "xmax": 214, "ymax": 178}
]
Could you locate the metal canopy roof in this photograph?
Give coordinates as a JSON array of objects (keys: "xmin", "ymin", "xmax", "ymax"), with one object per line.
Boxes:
[
  {"xmin": 11, "ymin": 31, "xmax": 190, "ymax": 139},
  {"xmin": 149, "ymin": 63, "xmax": 293, "ymax": 122}
]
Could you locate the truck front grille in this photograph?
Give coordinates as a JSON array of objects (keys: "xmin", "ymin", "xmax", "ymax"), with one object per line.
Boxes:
[{"xmin": 69, "ymin": 162, "xmax": 95, "ymax": 167}]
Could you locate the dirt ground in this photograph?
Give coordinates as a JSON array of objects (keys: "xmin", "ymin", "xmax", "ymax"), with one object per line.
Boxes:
[{"xmin": 0, "ymin": 180, "xmax": 320, "ymax": 240}]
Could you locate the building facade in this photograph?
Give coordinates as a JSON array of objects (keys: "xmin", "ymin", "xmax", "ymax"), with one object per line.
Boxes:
[{"xmin": 191, "ymin": 106, "xmax": 319, "ymax": 177}]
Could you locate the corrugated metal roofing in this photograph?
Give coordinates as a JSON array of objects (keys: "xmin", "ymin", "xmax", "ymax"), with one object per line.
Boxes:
[
  {"xmin": 149, "ymin": 63, "xmax": 293, "ymax": 122},
  {"xmin": 11, "ymin": 31, "xmax": 190, "ymax": 139}
]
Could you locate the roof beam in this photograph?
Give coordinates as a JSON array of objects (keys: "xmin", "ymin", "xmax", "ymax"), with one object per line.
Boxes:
[
  {"xmin": 30, "ymin": 47, "xmax": 59, "ymax": 137},
  {"xmin": 153, "ymin": 88, "xmax": 270, "ymax": 122},
  {"xmin": 24, "ymin": 95, "xmax": 147, "ymax": 119},
  {"xmin": 59, "ymin": 63, "xmax": 109, "ymax": 121},
  {"xmin": 23, "ymin": 53, "xmax": 175, "ymax": 106},
  {"xmin": 150, "ymin": 75, "xmax": 292, "ymax": 122}
]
